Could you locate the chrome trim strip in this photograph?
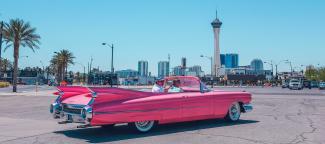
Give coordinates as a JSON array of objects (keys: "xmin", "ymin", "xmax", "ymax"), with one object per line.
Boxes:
[
  {"xmin": 243, "ymin": 104, "xmax": 253, "ymax": 113},
  {"xmin": 62, "ymin": 104, "xmax": 86, "ymax": 109},
  {"xmin": 94, "ymin": 105, "xmax": 212, "ymax": 115},
  {"xmin": 94, "ymin": 107, "xmax": 180, "ymax": 115}
]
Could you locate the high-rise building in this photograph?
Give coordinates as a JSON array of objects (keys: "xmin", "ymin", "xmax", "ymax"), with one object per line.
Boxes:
[
  {"xmin": 188, "ymin": 65, "xmax": 203, "ymax": 76},
  {"xmin": 225, "ymin": 54, "xmax": 239, "ymax": 68},
  {"xmin": 116, "ymin": 69, "xmax": 138, "ymax": 78},
  {"xmin": 138, "ymin": 60, "xmax": 148, "ymax": 77},
  {"xmin": 181, "ymin": 57, "xmax": 186, "ymax": 68},
  {"xmin": 158, "ymin": 61, "xmax": 170, "ymax": 78},
  {"xmin": 211, "ymin": 10, "xmax": 222, "ymax": 76},
  {"xmin": 220, "ymin": 54, "xmax": 226, "ymax": 66},
  {"xmin": 173, "ymin": 66, "xmax": 185, "ymax": 76},
  {"xmin": 250, "ymin": 59, "xmax": 264, "ymax": 71}
]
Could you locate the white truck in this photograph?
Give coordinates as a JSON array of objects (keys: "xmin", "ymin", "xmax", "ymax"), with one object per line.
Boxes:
[{"xmin": 289, "ymin": 79, "xmax": 303, "ymax": 90}]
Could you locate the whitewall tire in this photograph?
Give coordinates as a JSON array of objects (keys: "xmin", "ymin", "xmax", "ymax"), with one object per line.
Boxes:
[
  {"xmin": 225, "ymin": 102, "xmax": 241, "ymax": 122},
  {"xmin": 132, "ymin": 120, "xmax": 156, "ymax": 132}
]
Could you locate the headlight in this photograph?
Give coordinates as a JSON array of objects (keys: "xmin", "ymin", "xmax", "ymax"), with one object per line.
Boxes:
[
  {"xmin": 81, "ymin": 106, "xmax": 92, "ymax": 119},
  {"xmin": 50, "ymin": 104, "xmax": 54, "ymax": 113},
  {"xmin": 50, "ymin": 102, "xmax": 60, "ymax": 113},
  {"xmin": 50, "ymin": 102, "xmax": 61, "ymax": 119}
]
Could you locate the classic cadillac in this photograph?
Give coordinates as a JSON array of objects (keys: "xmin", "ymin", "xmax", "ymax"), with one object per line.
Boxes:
[{"xmin": 50, "ymin": 76, "xmax": 253, "ymax": 132}]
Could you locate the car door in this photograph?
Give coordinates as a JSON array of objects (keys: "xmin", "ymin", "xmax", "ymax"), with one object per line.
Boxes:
[
  {"xmin": 181, "ymin": 92, "xmax": 213, "ymax": 119},
  {"xmin": 157, "ymin": 93, "xmax": 184, "ymax": 121}
]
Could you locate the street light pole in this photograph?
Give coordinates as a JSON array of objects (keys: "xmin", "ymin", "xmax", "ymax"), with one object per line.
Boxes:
[
  {"xmin": 264, "ymin": 61, "xmax": 274, "ymax": 79},
  {"xmin": 274, "ymin": 60, "xmax": 288, "ymax": 80},
  {"xmin": 110, "ymin": 44, "xmax": 114, "ymax": 87},
  {"xmin": 102, "ymin": 43, "xmax": 114, "ymax": 87},
  {"xmin": 0, "ymin": 21, "xmax": 3, "ymax": 79},
  {"xmin": 293, "ymin": 65, "xmax": 304, "ymax": 75},
  {"xmin": 75, "ymin": 62, "xmax": 86, "ymax": 84},
  {"xmin": 285, "ymin": 60, "xmax": 293, "ymax": 76},
  {"xmin": 40, "ymin": 60, "xmax": 45, "ymax": 84},
  {"xmin": 200, "ymin": 55, "xmax": 213, "ymax": 76},
  {"xmin": 201, "ymin": 55, "xmax": 214, "ymax": 88},
  {"xmin": 40, "ymin": 60, "xmax": 44, "ymax": 72},
  {"xmin": 300, "ymin": 65, "xmax": 304, "ymax": 75}
]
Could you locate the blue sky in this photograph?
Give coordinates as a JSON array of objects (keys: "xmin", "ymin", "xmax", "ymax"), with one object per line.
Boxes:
[{"xmin": 1, "ymin": 0, "xmax": 324, "ymax": 75}]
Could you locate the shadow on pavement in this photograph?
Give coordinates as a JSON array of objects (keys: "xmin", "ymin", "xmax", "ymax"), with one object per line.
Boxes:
[{"xmin": 54, "ymin": 119, "xmax": 259, "ymax": 143}]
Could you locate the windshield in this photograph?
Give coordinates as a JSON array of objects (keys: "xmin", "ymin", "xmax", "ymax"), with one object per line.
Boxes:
[
  {"xmin": 290, "ymin": 80, "xmax": 299, "ymax": 83},
  {"xmin": 164, "ymin": 76, "xmax": 209, "ymax": 92}
]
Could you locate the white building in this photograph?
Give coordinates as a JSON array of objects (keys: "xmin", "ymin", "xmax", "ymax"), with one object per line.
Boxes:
[{"xmin": 211, "ymin": 10, "xmax": 222, "ymax": 76}]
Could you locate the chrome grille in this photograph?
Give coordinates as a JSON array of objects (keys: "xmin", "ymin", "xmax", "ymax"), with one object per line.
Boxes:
[{"xmin": 62, "ymin": 104, "xmax": 84, "ymax": 114}]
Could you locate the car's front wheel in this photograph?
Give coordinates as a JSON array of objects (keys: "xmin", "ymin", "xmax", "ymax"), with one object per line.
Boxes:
[
  {"xmin": 225, "ymin": 102, "xmax": 241, "ymax": 122},
  {"xmin": 131, "ymin": 120, "xmax": 156, "ymax": 132}
]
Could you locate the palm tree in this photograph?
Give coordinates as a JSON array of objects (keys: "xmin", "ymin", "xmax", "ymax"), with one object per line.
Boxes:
[
  {"xmin": 3, "ymin": 19, "xmax": 40, "ymax": 92},
  {"xmin": 50, "ymin": 49, "xmax": 75, "ymax": 83},
  {"xmin": 0, "ymin": 58, "xmax": 12, "ymax": 72}
]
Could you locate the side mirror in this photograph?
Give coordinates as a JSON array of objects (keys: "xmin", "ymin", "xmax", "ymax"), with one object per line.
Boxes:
[{"xmin": 200, "ymin": 82, "xmax": 209, "ymax": 93}]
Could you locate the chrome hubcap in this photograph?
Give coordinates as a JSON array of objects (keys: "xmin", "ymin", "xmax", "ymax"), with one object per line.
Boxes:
[
  {"xmin": 135, "ymin": 121, "xmax": 154, "ymax": 132},
  {"xmin": 229, "ymin": 103, "xmax": 240, "ymax": 121}
]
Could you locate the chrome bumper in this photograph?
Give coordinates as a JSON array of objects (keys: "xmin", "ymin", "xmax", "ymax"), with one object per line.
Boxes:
[
  {"xmin": 50, "ymin": 103, "xmax": 92, "ymax": 124},
  {"xmin": 243, "ymin": 104, "xmax": 253, "ymax": 113}
]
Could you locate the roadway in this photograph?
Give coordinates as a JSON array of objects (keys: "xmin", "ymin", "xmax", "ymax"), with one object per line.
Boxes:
[{"xmin": 0, "ymin": 87, "xmax": 324, "ymax": 144}]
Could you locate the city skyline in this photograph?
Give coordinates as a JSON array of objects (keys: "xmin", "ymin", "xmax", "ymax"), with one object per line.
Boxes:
[{"xmin": 0, "ymin": 0, "xmax": 324, "ymax": 76}]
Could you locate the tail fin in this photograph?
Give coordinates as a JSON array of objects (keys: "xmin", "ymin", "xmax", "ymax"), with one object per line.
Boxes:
[
  {"xmin": 57, "ymin": 86, "xmax": 90, "ymax": 93},
  {"xmin": 55, "ymin": 86, "xmax": 92, "ymax": 101}
]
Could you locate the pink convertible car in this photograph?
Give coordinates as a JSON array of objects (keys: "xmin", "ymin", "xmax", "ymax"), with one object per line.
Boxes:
[{"xmin": 50, "ymin": 76, "xmax": 253, "ymax": 132}]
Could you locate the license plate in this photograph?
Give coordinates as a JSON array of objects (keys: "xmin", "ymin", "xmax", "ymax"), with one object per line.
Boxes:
[{"xmin": 67, "ymin": 114, "xmax": 84, "ymax": 123}]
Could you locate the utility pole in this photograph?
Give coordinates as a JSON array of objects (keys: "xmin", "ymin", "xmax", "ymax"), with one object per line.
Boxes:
[
  {"xmin": 87, "ymin": 62, "xmax": 90, "ymax": 84},
  {"xmin": 89, "ymin": 57, "xmax": 93, "ymax": 84},
  {"xmin": 0, "ymin": 21, "xmax": 4, "ymax": 79},
  {"xmin": 46, "ymin": 66, "xmax": 49, "ymax": 85},
  {"xmin": 83, "ymin": 66, "xmax": 86, "ymax": 84},
  {"xmin": 275, "ymin": 65, "xmax": 278, "ymax": 79},
  {"xmin": 110, "ymin": 44, "xmax": 114, "ymax": 87},
  {"xmin": 264, "ymin": 61, "xmax": 274, "ymax": 80},
  {"xmin": 168, "ymin": 54, "xmax": 171, "ymax": 76},
  {"xmin": 285, "ymin": 60, "xmax": 293, "ymax": 76}
]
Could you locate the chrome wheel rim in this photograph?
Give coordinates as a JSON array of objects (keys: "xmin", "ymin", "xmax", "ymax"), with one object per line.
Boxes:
[
  {"xmin": 135, "ymin": 121, "xmax": 154, "ymax": 132},
  {"xmin": 229, "ymin": 102, "xmax": 240, "ymax": 121}
]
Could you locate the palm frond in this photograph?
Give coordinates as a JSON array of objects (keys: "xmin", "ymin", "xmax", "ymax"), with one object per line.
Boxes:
[{"xmin": 3, "ymin": 18, "xmax": 41, "ymax": 52}]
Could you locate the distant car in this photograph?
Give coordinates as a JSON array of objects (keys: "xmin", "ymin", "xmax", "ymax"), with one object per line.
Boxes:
[
  {"xmin": 319, "ymin": 82, "xmax": 325, "ymax": 90},
  {"xmin": 289, "ymin": 79, "xmax": 303, "ymax": 90},
  {"xmin": 282, "ymin": 82, "xmax": 289, "ymax": 88},
  {"xmin": 303, "ymin": 80, "xmax": 311, "ymax": 89},
  {"xmin": 310, "ymin": 81, "xmax": 319, "ymax": 88}
]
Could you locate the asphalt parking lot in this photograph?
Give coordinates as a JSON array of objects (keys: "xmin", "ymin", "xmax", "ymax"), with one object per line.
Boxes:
[{"xmin": 0, "ymin": 86, "xmax": 324, "ymax": 144}]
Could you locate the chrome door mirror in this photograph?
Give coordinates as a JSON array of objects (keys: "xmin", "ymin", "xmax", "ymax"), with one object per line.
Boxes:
[{"xmin": 200, "ymin": 82, "xmax": 210, "ymax": 93}]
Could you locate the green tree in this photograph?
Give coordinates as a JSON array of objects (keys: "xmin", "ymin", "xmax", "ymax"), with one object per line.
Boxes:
[
  {"xmin": 50, "ymin": 49, "xmax": 75, "ymax": 83},
  {"xmin": 3, "ymin": 19, "xmax": 41, "ymax": 92},
  {"xmin": 318, "ymin": 68, "xmax": 325, "ymax": 81},
  {"xmin": 305, "ymin": 68, "xmax": 318, "ymax": 81}
]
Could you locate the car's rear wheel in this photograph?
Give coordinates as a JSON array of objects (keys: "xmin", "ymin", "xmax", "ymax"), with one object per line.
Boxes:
[
  {"xmin": 225, "ymin": 102, "xmax": 241, "ymax": 122},
  {"xmin": 131, "ymin": 120, "xmax": 156, "ymax": 132}
]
